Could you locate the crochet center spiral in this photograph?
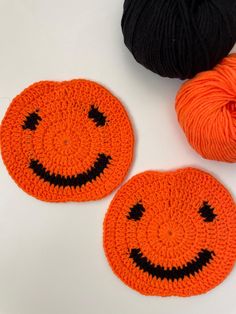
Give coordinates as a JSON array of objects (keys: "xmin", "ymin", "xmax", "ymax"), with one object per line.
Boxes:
[
  {"xmin": 104, "ymin": 168, "xmax": 236, "ymax": 296},
  {"xmin": 0, "ymin": 80, "xmax": 134, "ymax": 202}
]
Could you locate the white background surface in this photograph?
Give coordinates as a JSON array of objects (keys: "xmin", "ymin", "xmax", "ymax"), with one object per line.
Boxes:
[{"xmin": 0, "ymin": 1, "xmax": 236, "ymax": 314}]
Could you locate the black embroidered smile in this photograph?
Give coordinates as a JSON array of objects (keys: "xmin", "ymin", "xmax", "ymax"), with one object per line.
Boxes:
[
  {"xmin": 29, "ymin": 153, "xmax": 112, "ymax": 188},
  {"xmin": 129, "ymin": 248, "xmax": 215, "ymax": 281}
]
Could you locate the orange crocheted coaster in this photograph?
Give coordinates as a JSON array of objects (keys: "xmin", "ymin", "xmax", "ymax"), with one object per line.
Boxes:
[
  {"xmin": 104, "ymin": 168, "xmax": 236, "ymax": 296},
  {"xmin": 0, "ymin": 80, "xmax": 134, "ymax": 202}
]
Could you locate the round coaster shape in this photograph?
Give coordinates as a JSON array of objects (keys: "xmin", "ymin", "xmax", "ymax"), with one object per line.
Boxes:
[
  {"xmin": 0, "ymin": 80, "xmax": 134, "ymax": 202},
  {"xmin": 104, "ymin": 168, "xmax": 236, "ymax": 296}
]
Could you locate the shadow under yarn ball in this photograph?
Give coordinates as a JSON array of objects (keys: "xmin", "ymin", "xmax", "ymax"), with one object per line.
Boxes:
[{"xmin": 122, "ymin": 0, "xmax": 236, "ymax": 79}]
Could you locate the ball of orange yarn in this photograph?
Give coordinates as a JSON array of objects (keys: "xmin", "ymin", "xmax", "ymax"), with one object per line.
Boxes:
[{"xmin": 176, "ymin": 53, "xmax": 236, "ymax": 163}]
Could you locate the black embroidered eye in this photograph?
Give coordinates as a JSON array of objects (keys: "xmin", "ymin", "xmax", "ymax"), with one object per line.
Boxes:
[
  {"xmin": 127, "ymin": 202, "xmax": 145, "ymax": 221},
  {"xmin": 198, "ymin": 201, "xmax": 217, "ymax": 222},
  {"xmin": 22, "ymin": 110, "xmax": 42, "ymax": 131},
  {"xmin": 88, "ymin": 105, "xmax": 107, "ymax": 127}
]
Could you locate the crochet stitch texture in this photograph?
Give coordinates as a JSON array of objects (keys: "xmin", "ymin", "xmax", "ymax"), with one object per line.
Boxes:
[
  {"xmin": 0, "ymin": 79, "xmax": 134, "ymax": 202},
  {"xmin": 103, "ymin": 168, "xmax": 236, "ymax": 296}
]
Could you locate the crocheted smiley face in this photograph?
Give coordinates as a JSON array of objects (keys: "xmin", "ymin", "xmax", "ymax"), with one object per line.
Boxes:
[
  {"xmin": 0, "ymin": 80, "xmax": 134, "ymax": 202},
  {"xmin": 104, "ymin": 168, "xmax": 236, "ymax": 296}
]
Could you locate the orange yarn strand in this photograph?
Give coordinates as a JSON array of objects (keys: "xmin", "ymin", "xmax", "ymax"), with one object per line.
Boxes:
[{"xmin": 176, "ymin": 53, "xmax": 236, "ymax": 162}]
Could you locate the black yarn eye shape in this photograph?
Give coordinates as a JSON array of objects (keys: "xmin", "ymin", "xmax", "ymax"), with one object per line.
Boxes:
[
  {"xmin": 88, "ymin": 105, "xmax": 107, "ymax": 127},
  {"xmin": 127, "ymin": 203, "xmax": 145, "ymax": 221},
  {"xmin": 22, "ymin": 110, "xmax": 42, "ymax": 131},
  {"xmin": 198, "ymin": 201, "xmax": 217, "ymax": 223}
]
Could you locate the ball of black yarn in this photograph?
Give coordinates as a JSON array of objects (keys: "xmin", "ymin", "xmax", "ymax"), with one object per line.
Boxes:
[{"xmin": 122, "ymin": 0, "xmax": 236, "ymax": 79}]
